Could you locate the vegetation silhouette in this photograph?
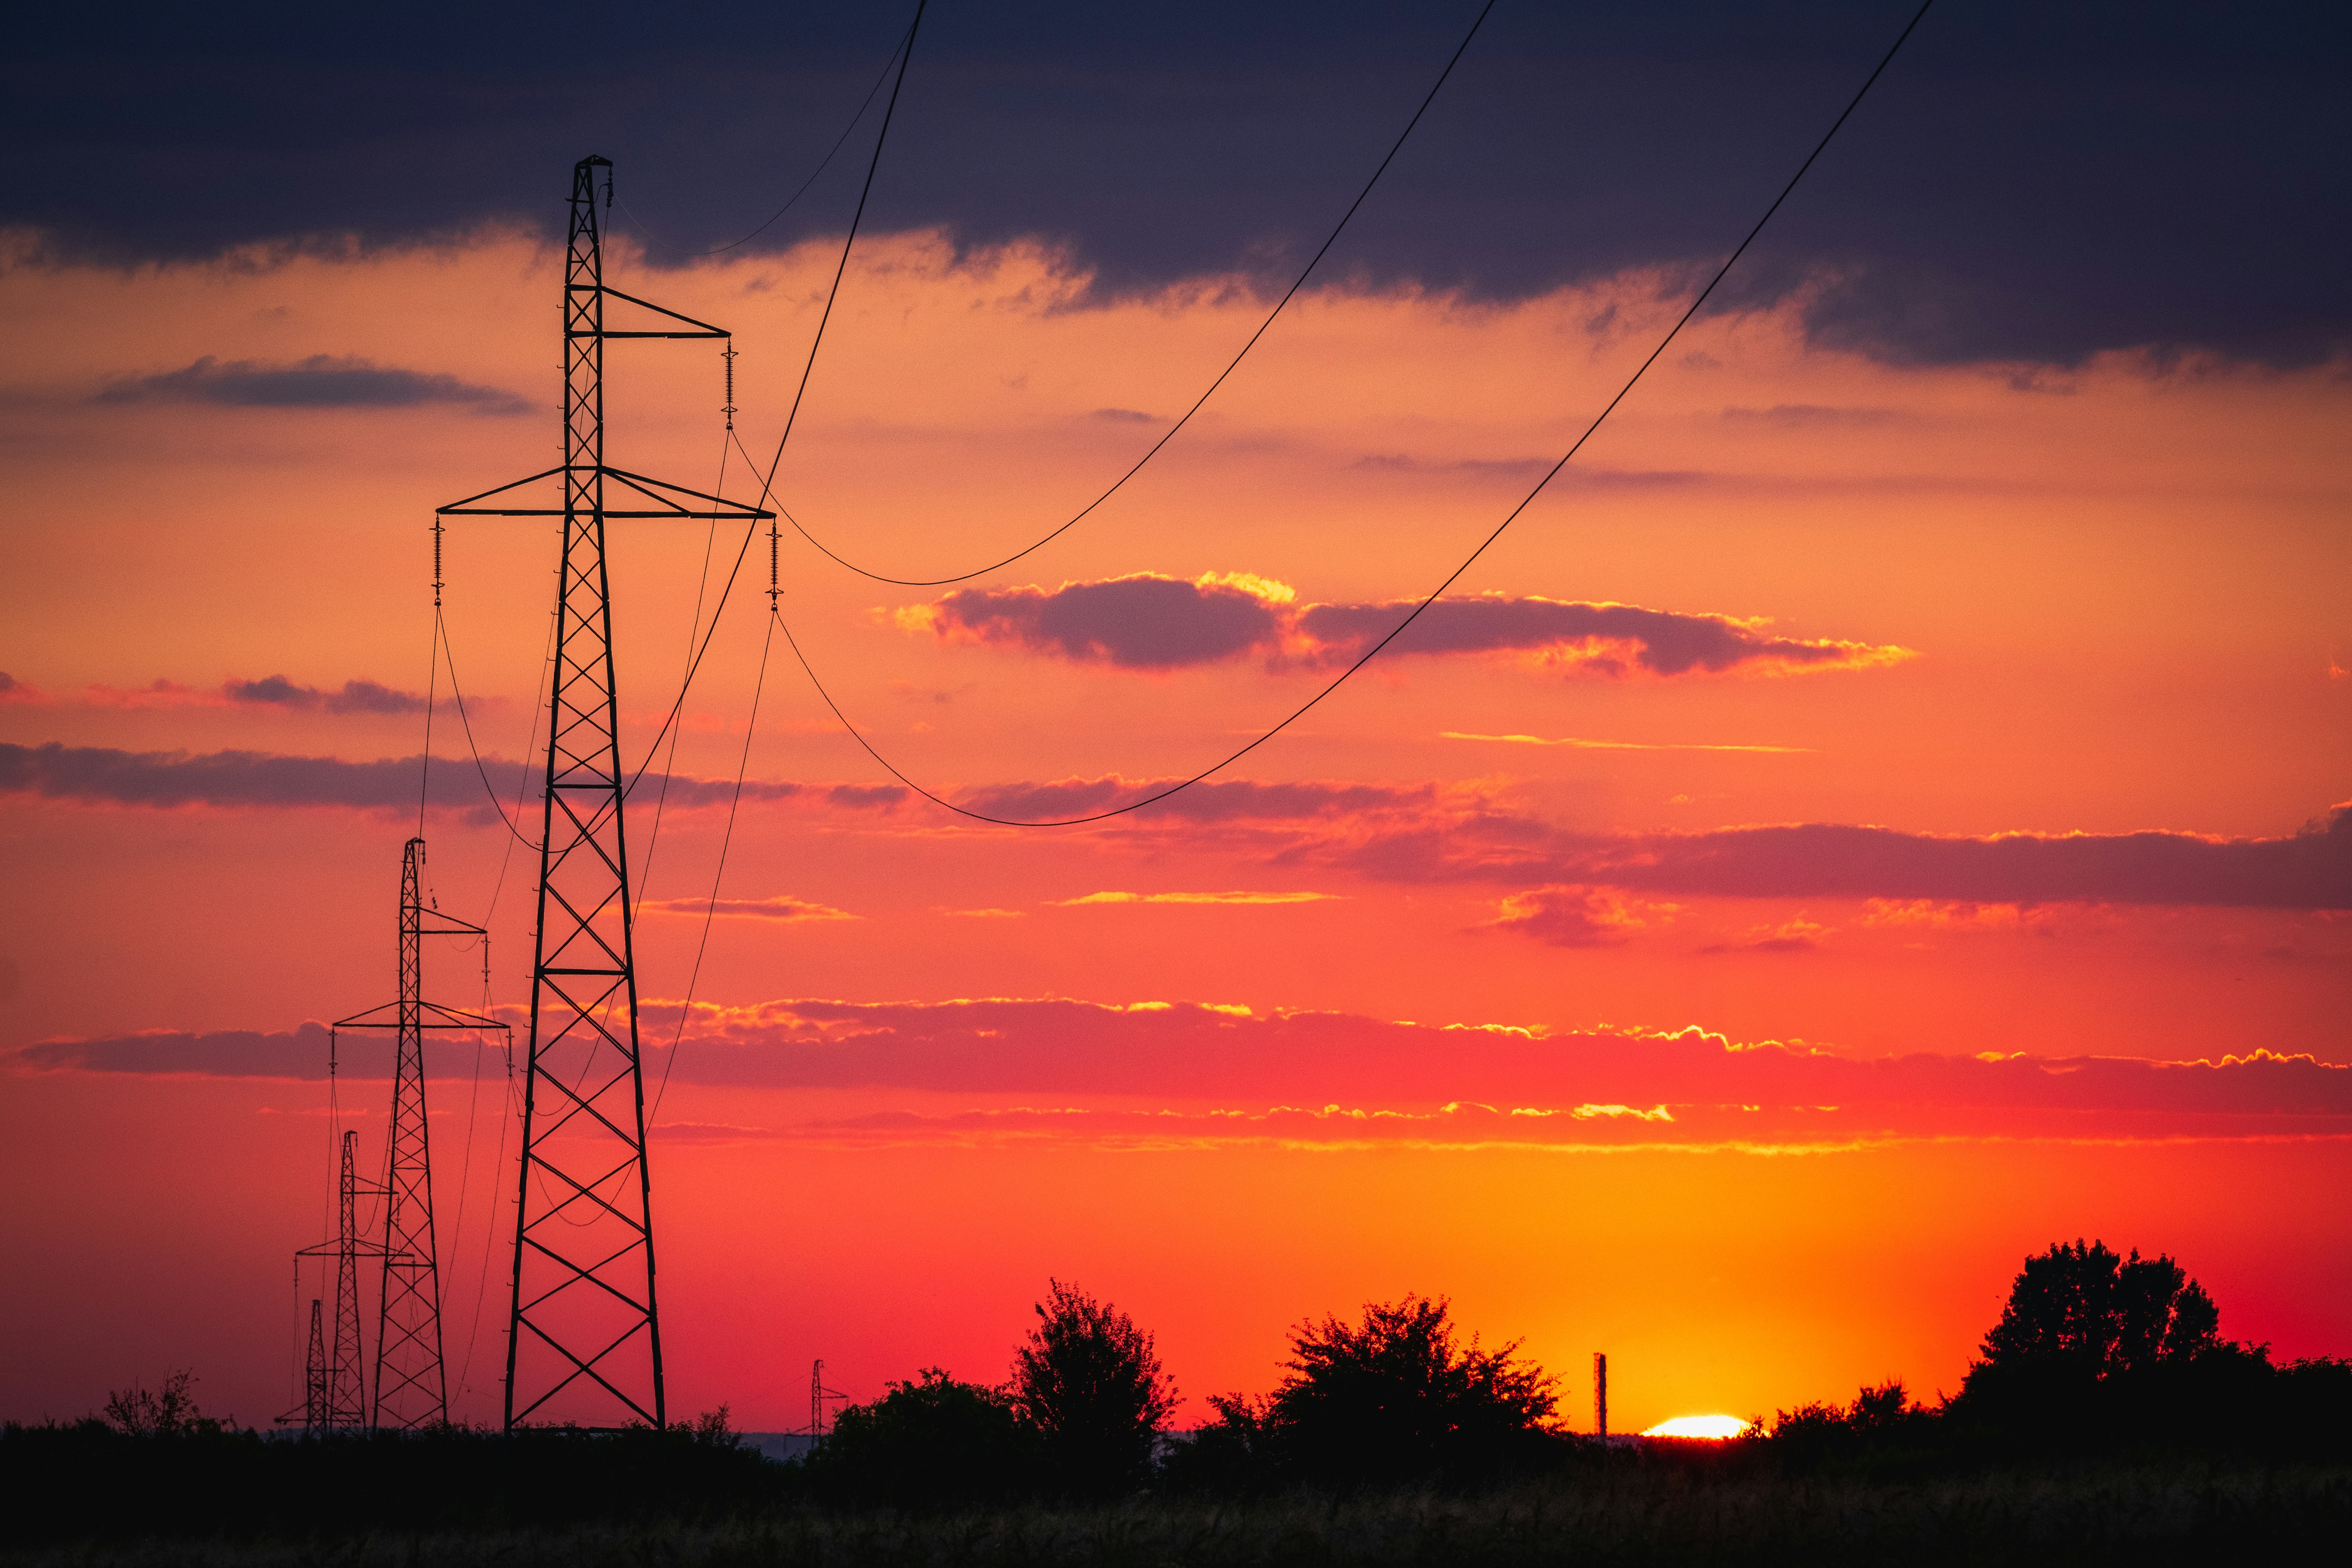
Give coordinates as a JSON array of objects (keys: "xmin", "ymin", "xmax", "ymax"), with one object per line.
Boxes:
[
  {"xmin": 804, "ymin": 1367, "xmax": 1039, "ymax": 1509},
  {"xmin": 1166, "ymin": 1294, "xmax": 1562, "ymax": 1493},
  {"xmin": 9, "ymin": 1248, "xmax": 2350, "ymax": 1557},
  {"xmin": 100, "ymin": 1369, "xmax": 226, "ymax": 1438},
  {"xmin": 1946, "ymin": 1238, "xmax": 2332, "ymax": 1454},
  {"xmin": 1010, "ymin": 1278, "xmax": 1178, "ymax": 1498}
]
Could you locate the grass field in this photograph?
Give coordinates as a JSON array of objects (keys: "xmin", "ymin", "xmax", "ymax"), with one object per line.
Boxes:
[{"xmin": 9, "ymin": 1459, "xmax": 2347, "ymax": 1567}]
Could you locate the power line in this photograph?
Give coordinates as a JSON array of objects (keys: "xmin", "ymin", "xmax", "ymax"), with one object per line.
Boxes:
[
  {"xmin": 600, "ymin": 0, "xmax": 929, "ymax": 800},
  {"xmin": 758, "ymin": 0, "xmax": 1940, "ymax": 828},
  {"xmin": 779, "ymin": 0, "xmax": 1501, "ymax": 589},
  {"xmin": 761, "ymin": 0, "xmax": 928, "ymax": 483},
  {"xmin": 432, "ymin": 614, "xmax": 537, "ymax": 849},
  {"xmin": 687, "ymin": 16, "xmax": 917, "ymax": 257},
  {"xmin": 650, "ymin": 606, "xmax": 777, "ymax": 1121}
]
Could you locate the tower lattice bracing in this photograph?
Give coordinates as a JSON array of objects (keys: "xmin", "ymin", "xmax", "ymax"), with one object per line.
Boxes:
[
  {"xmin": 332, "ymin": 837, "xmax": 502, "ymax": 1428},
  {"xmin": 299, "ymin": 1129, "xmax": 375, "ymax": 1429},
  {"xmin": 329, "ymin": 836, "xmax": 505, "ymax": 1428},
  {"xmin": 438, "ymin": 155, "xmax": 770, "ymax": 1429},
  {"xmin": 303, "ymin": 1299, "xmax": 329, "ymax": 1433}
]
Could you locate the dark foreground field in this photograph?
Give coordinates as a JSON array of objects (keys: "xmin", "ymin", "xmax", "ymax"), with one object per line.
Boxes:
[{"xmin": 7, "ymin": 1460, "xmax": 2348, "ymax": 1567}]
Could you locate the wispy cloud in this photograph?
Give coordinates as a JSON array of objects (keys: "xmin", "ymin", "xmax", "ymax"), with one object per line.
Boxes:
[
  {"xmin": 1483, "ymin": 886, "xmax": 1674, "ymax": 948},
  {"xmin": 640, "ymin": 895, "xmax": 858, "ymax": 923},
  {"xmin": 1444, "ymin": 731, "xmax": 1812, "ymax": 753},
  {"xmin": 97, "ymin": 355, "xmax": 530, "ymax": 414},
  {"xmin": 1056, "ymin": 890, "xmax": 1341, "ymax": 906}
]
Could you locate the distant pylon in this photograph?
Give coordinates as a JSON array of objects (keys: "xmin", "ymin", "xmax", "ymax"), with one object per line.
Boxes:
[
  {"xmin": 331, "ymin": 836, "xmax": 507, "ymax": 1429},
  {"xmin": 1594, "ymin": 1352, "xmax": 1608, "ymax": 1440},
  {"xmin": 303, "ymin": 1300, "xmax": 329, "ymax": 1432},
  {"xmin": 809, "ymin": 1358, "xmax": 848, "ymax": 1446},
  {"xmin": 438, "ymin": 154, "xmax": 772, "ymax": 1430},
  {"xmin": 297, "ymin": 1129, "xmax": 381, "ymax": 1429},
  {"xmin": 279, "ymin": 1296, "xmax": 329, "ymax": 1432}
]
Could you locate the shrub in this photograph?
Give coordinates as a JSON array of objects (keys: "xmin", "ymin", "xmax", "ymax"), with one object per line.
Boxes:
[
  {"xmin": 1172, "ymin": 1295, "xmax": 1561, "ymax": 1493},
  {"xmin": 806, "ymin": 1368, "xmax": 1040, "ymax": 1509},
  {"xmin": 1011, "ymin": 1279, "xmax": 1177, "ymax": 1498}
]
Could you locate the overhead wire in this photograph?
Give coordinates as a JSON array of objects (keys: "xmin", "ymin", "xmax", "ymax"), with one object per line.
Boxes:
[
  {"xmin": 776, "ymin": 0, "xmax": 1501, "ymax": 588},
  {"xmin": 650, "ymin": 604, "xmax": 776, "ymax": 1121},
  {"xmin": 434, "ymin": 614, "xmax": 539, "ymax": 849},
  {"xmin": 752, "ymin": 0, "xmax": 1941, "ymax": 828},
  {"xmin": 631, "ymin": 429, "xmax": 733, "ymax": 917},
  {"xmin": 615, "ymin": 17, "xmax": 919, "ymax": 259},
  {"xmin": 608, "ymin": 0, "xmax": 924, "ymax": 800}
]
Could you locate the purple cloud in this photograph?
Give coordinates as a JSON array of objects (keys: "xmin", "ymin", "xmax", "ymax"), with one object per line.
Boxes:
[
  {"xmin": 912, "ymin": 574, "xmax": 1286, "ymax": 670},
  {"xmin": 905, "ymin": 576, "xmax": 1909, "ymax": 678},
  {"xmin": 224, "ymin": 675, "xmax": 427, "ymax": 715},
  {"xmin": 98, "ymin": 355, "xmax": 530, "ymax": 414},
  {"xmin": 0, "ymin": 743, "xmax": 906, "ymax": 824}
]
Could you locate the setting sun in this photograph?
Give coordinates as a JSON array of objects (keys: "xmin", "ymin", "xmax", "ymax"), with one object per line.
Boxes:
[{"xmin": 1644, "ymin": 1416, "xmax": 1753, "ymax": 1441}]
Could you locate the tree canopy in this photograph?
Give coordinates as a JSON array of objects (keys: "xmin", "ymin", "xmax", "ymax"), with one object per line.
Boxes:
[
  {"xmin": 806, "ymin": 1368, "xmax": 1038, "ymax": 1510},
  {"xmin": 1175, "ymin": 1295, "xmax": 1559, "ymax": 1490},
  {"xmin": 1973, "ymin": 1239, "xmax": 2223, "ymax": 1383},
  {"xmin": 1011, "ymin": 1279, "xmax": 1177, "ymax": 1497}
]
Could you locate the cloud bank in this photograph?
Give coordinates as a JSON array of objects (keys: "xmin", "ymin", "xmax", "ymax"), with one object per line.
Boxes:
[
  {"xmin": 18, "ymin": 1000, "xmax": 2347, "ymax": 1148},
  {"xmin": 0, "ymin": 742, "xmax": 908, "ymax": 824},
  {"xmin": 8, "ymin": 744, "xmax": 2343, "ymax": 910},
  {"xmin": 904, "ymin": 577, "xmax": 1909, "ymax": 679},
  {"xmin": 97, "ymin": 355, "xmax": 529, "ymax": 413}
]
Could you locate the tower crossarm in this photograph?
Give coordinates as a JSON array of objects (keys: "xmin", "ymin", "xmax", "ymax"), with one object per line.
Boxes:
[
  {"xmin": 332, "ymin": 1001, "xmax": 509, "ymax": 1032},
  {"xmin": 436, "ymin": 464, "xmax": 773, "ymax": 520},
  {"xmin": 577, "ymin": 285, "xmax": 732, "ymax": 339}
]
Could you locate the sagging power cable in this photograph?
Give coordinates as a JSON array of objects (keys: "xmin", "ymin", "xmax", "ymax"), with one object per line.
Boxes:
[
  {"xmin": 613, "ymin": 16, "xmax": 919, "ymax": 259},
  {"xmin": 779, "ymin": 0, "xmax": 1501, "ymax": 588},
  {"xmin": 612, "ymin": 0, "xmax": 926, "ymax": 799},
  {"xmin": 755, "ymin": 0, "xmax": 1940, "ymax": 828}
]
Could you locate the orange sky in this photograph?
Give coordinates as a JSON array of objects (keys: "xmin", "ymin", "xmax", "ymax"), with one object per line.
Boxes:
[{"xmin": 2, "ymin": 223, "xmax": 2347, "ymax": 1432}]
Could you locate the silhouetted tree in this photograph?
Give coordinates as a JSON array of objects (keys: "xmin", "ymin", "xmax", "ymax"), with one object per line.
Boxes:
[
  {"xmin": 103, "ymin": 1371, "xmax": 223, "ymax": 1437},
  {"xmin": 1974, "ymin": 1239, "xmax": 2220, "ymax": 1381},
  {"xmin": 1010, "ymin": 1279, "xmax": 1176, "ymax": 1497},
  {"xmin": 1954, "ymin": 1239, "xmax": 2272, "ymax": 1446},
  {"xmin": 1176, "ymin": 1295, "xmax": 1559, "ymax": 1491},
  {"xmin": 805, "ymin": 1369, "xmax": 1039, "ymax": 1509}
]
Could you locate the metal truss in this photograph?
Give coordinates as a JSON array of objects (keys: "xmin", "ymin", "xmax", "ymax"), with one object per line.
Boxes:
[
  {"xmin": 296, "ymin": 1129, "xmax": 391, "ymax": 1430},
  {"xmin": 439, "ymin": 155, "xmax": 772, "ymax": 1431},
  {"xmin": 331, "ymin": 836, "xmax": 507, "ymax": 1429}
]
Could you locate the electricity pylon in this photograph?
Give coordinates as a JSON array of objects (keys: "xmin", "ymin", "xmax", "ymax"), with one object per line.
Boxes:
[
  {"xmin": 438, "ymin": 154, "xmax": 772, "ymax": 1430},
  {"xmin": 278, "ymin": 1297, "xmax": 329, "ymax": 1433},
  {"xmin": 297, "ymin": 1129, "xmax": 387, "ymax": 1429},
  {"xmin": 808, "ymin": 1358, "xmax": 849, "ymax": 1447},
  {"xmin": 331, "ymin": 836, "xmax": 508, "ymax": 1428},
  {"xmin": 304, "ymin": 1300, "xmax": 329, "ymax": 1432}
]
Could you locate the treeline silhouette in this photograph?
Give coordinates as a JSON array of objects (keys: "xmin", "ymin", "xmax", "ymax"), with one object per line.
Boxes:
[{"xmin": 6, "ymin": 1242, "xmax": 2349, "ymax": 1545}]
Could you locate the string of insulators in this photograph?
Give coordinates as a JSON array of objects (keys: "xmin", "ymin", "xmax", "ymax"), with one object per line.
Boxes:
[
  {"xmin": 769, "ymin": 518, "xmax": 780, "ymax": 606},
  {"xmin": 431, "ymin": 516, "xmax": 445, "ymax": 608},
  {"xmin": 722, "ymin": 340, "xmax": 737, "ymax": 431}
]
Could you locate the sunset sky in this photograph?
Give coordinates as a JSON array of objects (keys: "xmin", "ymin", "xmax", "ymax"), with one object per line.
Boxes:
[{"xmin": 3, "ymin": 1, "xmax": 2347, "ymax": 1436}]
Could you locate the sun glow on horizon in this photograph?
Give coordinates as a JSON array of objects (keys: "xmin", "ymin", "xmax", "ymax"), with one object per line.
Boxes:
[{"xmin": 1643, "ymin": 1415, "xmax": 1751, "ymax": 1440}]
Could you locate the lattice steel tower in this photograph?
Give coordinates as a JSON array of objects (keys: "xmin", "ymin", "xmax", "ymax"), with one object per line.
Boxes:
[
  {"xmin": 439, "ymin": 154, "xmax": 771, "ymax": 1429},
  {"xmin": 296, "ymin": 1129, "xmax": 381, "ymax": 1429},
  {"xmin": 331, "ymin": 836, "xmax": 506, "ymax": 1428}
]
